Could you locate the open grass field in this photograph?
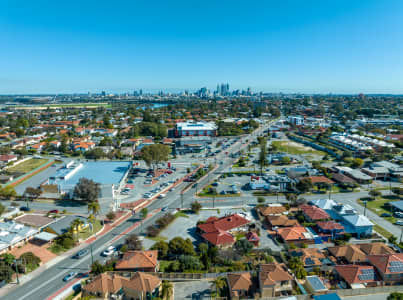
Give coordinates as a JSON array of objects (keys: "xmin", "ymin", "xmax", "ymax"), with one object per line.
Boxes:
[
  {"xmin": 357, "ymin": 195, "xmax": 401, "ymax": 224},
  {"xmin": 271, "ymin": 140, "xmax": 326, "ymax": 156},
  {"xmin": 8, "ymin": 158, "xmax": 49, "ymax": 174}
]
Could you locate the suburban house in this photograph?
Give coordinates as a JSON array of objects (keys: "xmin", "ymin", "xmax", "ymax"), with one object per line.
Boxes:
[
  {"xmin": 115, "ymin": 250, "xmax": 159, "ymax": 272},
  {"xmin": 359, "ymin": 242, "xmax": 395, "ymax": 256},
  {"xmin": 276, "ymin": 226, "xmax": 314, "ymax": 246},
  {"xmin": 227, "ymin": 272, "xmax": 253, "ymax": 300},
  {"xmin": 368, "ymin": 253, "xmax": 403, "ymax": 285},
  {"xmin": 340, "ymin": 214, "xmax": 373, "ymax": 238},
  {"xmin": 72, "ymin": 141, "xmax": 95, "ymax": 152},
  {"xmin": 327, "ymin": 245, "xmax": 366, "ymax": 264},
  {"xmin": 258, "ymin": 205, "xmax": 286, "ymax": 218},
  {"xmin": 259, "ymin": 263, "xmax": 294, "ymax": 297},
  {"xmin": 0, "ymin": 221, "xmax": 38, "ymax": 254},
  {"xmin": 266, "ymin": 215, "xmax": 299, "ymax": 229},
  {"xmin": 44, "ymin": 215, "xmax": 89, "ymax": 236},
  {"xmin": 0, "ymin": 154, "xmax": 18, "ymax": 164},
  {"xmin": 82, "ymin": 272, "xmax": 161, "ymax": 299},
  {"xmin": 289, "ymin": 248, "xmax": 332, "ymax": 271},
  {"xmin": 310, "ymin": 199, "xmax": 337, "ymax": 211},
  {"xmin": 315, "ymin": 221, "xmax": 345, "ymax": 242},
  {"xmin": 197, "ymin": 214, "xmax": 250, "ymax": 248},
  {"xmin": 334, "ymin": 265, "xmax": 379, "ymax": 289},
  {"xmin": 299, "ymin": 204, "xmax": 330, "ymax": 222},
  {"xmin": 246, "ymin": 231, "xmax": 260, "ymax": 246},
  {"xmin": 305, "ymin": 275, "xmax": 329, "ymax": 294}
]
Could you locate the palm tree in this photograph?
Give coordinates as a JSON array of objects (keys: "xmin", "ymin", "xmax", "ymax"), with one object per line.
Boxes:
[
  {"xmin": 70, "ymin": 218, "xmax": 84, "ymax": 241},
  {"xmin": 161, "ymin": 281, "xmax": 173, "ymax": 300},
  {"xmin": 211, "ymin": 277, "xmax": 226, "ymax": 297},
  {"xmin": 88, "ymin": 201, "xmax": 100, "ymax": 216}
]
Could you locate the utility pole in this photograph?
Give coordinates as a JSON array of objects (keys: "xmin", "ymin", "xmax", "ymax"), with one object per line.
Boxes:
[
  {"xmin": 363, "ymin": 200, "xmax": 367, "ymax": 216},
  {"xmin": 400, "ymin": 227, "xmax": 403, "ymax": 244},
  {"xmin": 14, "ymin": 259, "xmax": 19, "ymax": 284}
]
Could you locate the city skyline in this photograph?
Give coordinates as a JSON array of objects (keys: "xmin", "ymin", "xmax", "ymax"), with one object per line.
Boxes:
[{"xmin": 1, "ymin": 1, "xmax": 403, "ymax": 94}]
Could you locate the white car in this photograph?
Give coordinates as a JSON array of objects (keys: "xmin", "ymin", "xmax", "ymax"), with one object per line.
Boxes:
[
  {"xmin": 158, "ymin": 193, "xmax": 166, "ymax": 199},
  {"xmin": 102, "ymin": 246, "xmax": 115, "ymax": 256}
]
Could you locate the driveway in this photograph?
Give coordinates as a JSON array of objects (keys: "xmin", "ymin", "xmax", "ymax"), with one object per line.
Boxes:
[{"xmin": 174, "ymin": 280, "xmax": 211, "ymax": 300}]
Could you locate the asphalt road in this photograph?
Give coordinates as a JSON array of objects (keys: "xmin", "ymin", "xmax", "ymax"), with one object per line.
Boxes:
[{"xmin": 1, "ymin": 121, "xmax": 273, "ymax": 300}]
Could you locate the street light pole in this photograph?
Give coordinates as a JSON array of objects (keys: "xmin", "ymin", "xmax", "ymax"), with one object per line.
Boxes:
[
  {"xmin": 14, "ymin": 259, "xmax": 19, "ymax": 284},
  {"xmin": 363, "ymin": 200, "xmax": 367, "ymax": 216},
  {"xmin": 180, "ymin": 193, "xmax": 184, "ymax": 210},
  {"xmin": 90, "ymin": 243, "xmax": 94, "ymax": 266}
]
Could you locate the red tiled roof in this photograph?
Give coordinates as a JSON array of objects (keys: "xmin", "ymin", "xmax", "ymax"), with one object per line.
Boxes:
[
  {"xmin": 335, "ymin": 265, "xmax": 378, "ymax": 284},
  {"xmin": 368, "ymin": 253, "xmax": 403, "ymax": 275},
  {"xmin": 300, "ymin": 204, "xmax": 330, "ymax": 221},
  {"xmin": 316, "ymin": 221, "xmax": 344, "ymax": 231},
  {"xmin": 197, "ymin": 214, "xmax": 250, "ymax": 233},
  {"xmin": 202, "ymin": 230, "xmax": 234, "ymax": 246},
  {"xmin": 277, "ymin": 226, "xmax": 309, "ymax": 241},
  {"xmin": 308, "ymin": 176, "xmax": 334, "ymax": 184}
]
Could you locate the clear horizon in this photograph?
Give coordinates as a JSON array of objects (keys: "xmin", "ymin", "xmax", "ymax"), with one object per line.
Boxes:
[{"xmin": 1, "ymin": 0, "xmax": 403, "ymax": 94}]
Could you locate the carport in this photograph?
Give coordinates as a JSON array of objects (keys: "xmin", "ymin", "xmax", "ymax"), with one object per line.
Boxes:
[{"xmin": 32, "ymin": 232, "xmax": 58, "ymax": 246}]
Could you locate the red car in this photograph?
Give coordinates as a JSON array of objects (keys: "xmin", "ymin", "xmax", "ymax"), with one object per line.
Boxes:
[
  {"xmin": 165, "ymin": 170, "xmax": 173, "ymax": 174},
  {"xmin": 48, "ymin": 209, "xmax": 59, "ymax": 214}
]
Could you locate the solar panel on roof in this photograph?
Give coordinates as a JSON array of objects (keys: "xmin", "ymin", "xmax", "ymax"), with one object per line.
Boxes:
[
  {"xmin": 390, "ymin": 261, "xmax": 403, "ymax": 267},
  {"xmin": 361, "ymin": 269, "xmax": 375, "ymax": 275},
  {"xmin": 358, "ymin": 274, "xmax": 375, "ymax": 281},
  {"xmin": 305, "ymin": 258, "xmax": 315, "ymax": 265},
  {"xmin": 388, "ymin": 266, "xmax": 403, "ymax": 273}
]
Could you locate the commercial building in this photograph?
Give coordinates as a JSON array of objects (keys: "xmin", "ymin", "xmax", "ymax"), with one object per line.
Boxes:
[{"xmin": 174, "ymin": 121, "xmax": 217, "ymax": 137}]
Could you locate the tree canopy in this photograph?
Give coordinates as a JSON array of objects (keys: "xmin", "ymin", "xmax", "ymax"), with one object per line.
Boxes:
[{"xmin": 73, "ymin": 178, "xmax": 100, "ymax": 202}]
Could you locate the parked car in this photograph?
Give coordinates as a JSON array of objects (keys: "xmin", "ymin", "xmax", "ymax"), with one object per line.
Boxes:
[
  {"xmin": 102, "ymin": 246, "xmax": 116, "ymax": 256},
  {"xmin": 63, "ymin": 272, "xmax": 77, "ymax": 282},
  {"xmin": 381, "ymin": 213, "xmax": 392, "ymax": 218},
  {"xmin": 48, "ymin": 209, "xmax": 59, "ymax": 214},
  {"xmin": 158, "ymin": 193, "xmax": 166, "ymax": 199},
  {"xmin": 394, "ymin": 212, "xmax": 403, "ymax": 218},
  {"xmin": 395, "ymin": 220, "xmax": 403, "ymax": 226},
  {"xmin": 162, "ymin": 206, "xmax": 168, "ymax": 211},
  {"xmin": 74, "ymin": 249, "xmax": 89, "ymax": 259},
  {"xmin": 20, "ymin": 206, "xmax": 31, "ymax": 212}
]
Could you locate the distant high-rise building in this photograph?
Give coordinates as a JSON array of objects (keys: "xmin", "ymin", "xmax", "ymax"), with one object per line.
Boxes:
[
  {"xmin": 139, "ymin": 89, "xmax": 143, "ymax": 96},
  {"xmin": 101, "ymin": 91, "xmax": 106, "ymax": 97},
  {"xmin": 216, "ymin": 84, "xmax": 220, "ymax": 95}
]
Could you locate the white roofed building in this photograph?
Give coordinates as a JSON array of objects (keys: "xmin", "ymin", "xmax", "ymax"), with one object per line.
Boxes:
[{"xmin": 174, "ymin": 121, "xmax": 217, "ymax": 137}]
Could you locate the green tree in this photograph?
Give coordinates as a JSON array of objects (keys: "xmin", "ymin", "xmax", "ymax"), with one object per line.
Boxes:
[
  {"xmin": 141, "ymin": 144, "xmax": 170, "ymax": 170},
  {"xmin": 70, "ymin": 218, "xmax": 84, "ymax": 241},
  {"xmin": 168, "ymin": 237, "xmax": 196, "ymax": 256},
  {"xmin": 257, "ymin": 196, "xmax": 266, "ymax": 204},
  {"xmin": 87, "ymin": 201, "xmax": 100, "ymax": 216},
  {"xmin": 0, "ymin": 203, "xmax": 5, "ymax": 216},
  {"xmin": 141, "ymin": 208, "xmax": 148, "ymax": 220},
  {"xmin": 369, "ymin": 189, "xmax": 381, "ymax": 200},
  {"xmin": 234, "ymin": 239, "xmax": 253, "ymax": 255},
  {"xmin": 106, "ymin": 211, "xmax": 116, "ymax": 221},
  {"xmin": 388, "ymin": 292, "xmax": 403, "ymax": 300},
  {"xmin": 73, "ymin": 178, "xmax": 100, "ymax": 202},
  {"xmin": 151, "ymin": 241, "xmax": 169, "ymax": 259},
  {"xmin": 258, "ymin": 137, "xmax": 268, "ymax": 174},
  {"xmin": 125, "ymin": 233, "xmax": 142, "ymax": 251},
  {"xmin": 211, "ymin": 277, "xmax": 227, "ymax": 297},
  {"xmin": 297, "ymin": 178, "xmax": 313, "ymax": 194},
  {"xmin": 191, "ymin": 201, "xmax": 202, "ymax": 214},
  {"xmin": 161, "ymin": 280, "xmax": 174, "ymax": 300}
]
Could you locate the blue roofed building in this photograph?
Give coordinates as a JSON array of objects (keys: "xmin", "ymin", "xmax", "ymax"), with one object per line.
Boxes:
[{"xmin": 341, "ymin": 214, "xmax": 373, "ymax": 238}]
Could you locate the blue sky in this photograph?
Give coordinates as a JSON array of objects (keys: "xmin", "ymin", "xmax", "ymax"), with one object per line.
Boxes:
[{"xmin": 1, "ymin": 0, "xmax": 403, "ymax": 94}]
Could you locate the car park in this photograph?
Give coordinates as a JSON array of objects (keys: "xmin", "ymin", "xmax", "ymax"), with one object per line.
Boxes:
[
  {"xmin": 74, "ymin": 249, "xmax": 89, "ymax": 259},
  {"xmin": 63, "ymin": 272, "xmax": 77, "ymax": 282}
]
